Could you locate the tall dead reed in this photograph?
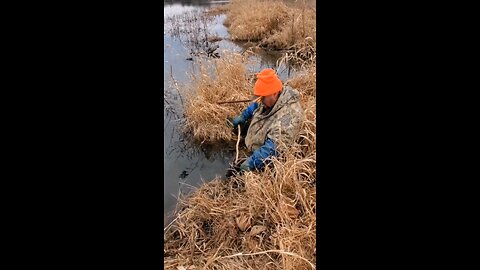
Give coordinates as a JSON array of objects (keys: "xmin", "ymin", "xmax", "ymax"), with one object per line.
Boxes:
[
  {"xmin": 182, "ymin": 52, "xmax": 255, "ymax": 143},
  {"xmin": 225, "ymin": 0, "xmax": 290, "ymax": 42},
  {"xmin": 286, "ymin": 63, "xmax": 316, "ymax": 105},
  {"xmin": 222, "ymin": 0, "xmax": 316, "ymax": 63},
  {"xmin": 262, "ymin": 5, "xmax": 316, "ymax": 50}
]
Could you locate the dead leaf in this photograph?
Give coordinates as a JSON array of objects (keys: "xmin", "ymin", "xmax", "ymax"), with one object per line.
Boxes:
[
  {"xmin": 245, "ymin": 238, "xmax": 258, "ymax": 250},
  {"xmin": 177, "ymin": 266, "xmax": 186, "ymax": 270},
  {"xmin": 249, "ymin": 225, "xmax": 266, "ymax": 236},
  {"xmin": 282, "ymin": 200, "xmax": 299, "ymax": 218},
  {"xmin": 235, "ymin": 215, "xmax": 251, "ymax": 231}
]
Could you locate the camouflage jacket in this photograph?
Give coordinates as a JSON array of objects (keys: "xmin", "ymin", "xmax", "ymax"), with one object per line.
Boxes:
[{"xmin": 245, "ymin": 85, "xmax": 304, "ymax": 153}]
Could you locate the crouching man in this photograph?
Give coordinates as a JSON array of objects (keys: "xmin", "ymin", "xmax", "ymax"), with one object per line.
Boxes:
[{"xmin": 231, "ymin": 68, "xmax": 304, "ymax": 173}]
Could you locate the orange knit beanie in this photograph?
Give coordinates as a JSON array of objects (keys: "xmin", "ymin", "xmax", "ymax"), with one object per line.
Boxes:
[{"xmin": 253, "ymin": 68, "xmax": 283, "ymax": 96}]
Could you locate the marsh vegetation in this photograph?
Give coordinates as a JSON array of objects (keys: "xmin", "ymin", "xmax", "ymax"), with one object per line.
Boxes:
[{"xmin": 164, "ymin": 1, "xmax": 317, "ymax": 268}]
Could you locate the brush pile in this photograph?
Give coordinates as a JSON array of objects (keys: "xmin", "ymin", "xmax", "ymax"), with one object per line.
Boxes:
[{"xmin": 182, "ymin": 52, "xmax": 254, "ymax": 143}]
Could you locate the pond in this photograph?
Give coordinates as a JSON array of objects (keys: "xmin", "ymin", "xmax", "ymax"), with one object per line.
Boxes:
[{"xmin": 163, "ymin": 0, "xmax": 298, "ymax": 226}]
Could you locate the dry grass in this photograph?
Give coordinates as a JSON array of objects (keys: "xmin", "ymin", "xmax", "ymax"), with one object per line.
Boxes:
[
  {"xmin": 205, "ymin": 3, "xmax": 231, "ymax": 17},
  {"xmin": 164, "ymin": 144, "xmax": 316, "ymax": 269},
  {"xmin": 262, "ymin": 7, "xmax": 316, "ymax": 57},
  {"xmin": 182, "ymin": 52, "xmax": 255, "ymax": 143},
  {"xmin": 286, "ymin": 63, "xmax": 316, "ymax": 105},
  {"xmin": 225, "ymin": 0, "xmax": 291, "ymax": 42},
  {"xmin": 223, "ymin": 0, "xmax": 316, "ymax": 62}
]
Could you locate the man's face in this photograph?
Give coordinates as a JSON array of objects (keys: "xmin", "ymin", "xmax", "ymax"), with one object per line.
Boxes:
[{"xmin": 261, "ymin": 91, "xmax": 280, "ymax": 108}]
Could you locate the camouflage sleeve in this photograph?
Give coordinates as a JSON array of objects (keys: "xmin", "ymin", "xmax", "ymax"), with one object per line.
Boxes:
[{"xmin": 266, "ymin": 105, "xmax": 304, "ymax": 152}]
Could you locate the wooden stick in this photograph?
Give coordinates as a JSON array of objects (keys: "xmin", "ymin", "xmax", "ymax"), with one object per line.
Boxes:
[
  {"xmin": 253, "ymin": 96, "xmax": 262, "ymax": 103},
  {"xmin": 235, "ymin": 125, "xmax": 241, "ymax": 164},
  {"xmin": 216, "ymin": 99, "xmax": 252, "ymax": 105},
  {"xmin": 217, "ymin": 96, "xmax": 262, "ymax": 105}
]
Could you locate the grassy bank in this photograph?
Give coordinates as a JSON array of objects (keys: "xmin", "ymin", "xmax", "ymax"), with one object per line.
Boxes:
[{"xmin": 208, "ymin": 0, "xmax": 316, "ymax": 62}]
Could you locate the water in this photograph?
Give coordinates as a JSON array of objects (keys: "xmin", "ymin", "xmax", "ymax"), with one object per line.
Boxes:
[{"xmin": 163, "ymin": 0, "xmax": 297, "ymax": 226}]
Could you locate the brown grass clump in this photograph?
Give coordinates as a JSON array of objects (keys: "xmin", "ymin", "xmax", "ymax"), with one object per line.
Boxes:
[
  {"xmin": 225, "ymin": 0, "xmax": 291, "ymax": 42},
  {"xmin": 286, "ymin": 63, "xmax": 316, "ymax": 105},
  {"xmin": 223, "ymin": 0, "xmax": 316, "ymax": 62},
  {"xmin": 182, "ymin": 52, "xmax": 255, "ymax": 143},
  {"xmin": 262, "ymin": 7, "xmax": 316, "ymax": 55},
  {"xmin": 205, "ymin": 3, "xmax": 231, "ymax": 17}
]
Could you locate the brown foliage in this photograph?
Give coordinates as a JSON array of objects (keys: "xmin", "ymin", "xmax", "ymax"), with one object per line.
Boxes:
[
  {"xmin": 224, "ymin": 0, "xmax": 316, "ymax": 62},
  {"xmin": 182, "ymin": 52, "xmax": 255, "ymax": 143}
]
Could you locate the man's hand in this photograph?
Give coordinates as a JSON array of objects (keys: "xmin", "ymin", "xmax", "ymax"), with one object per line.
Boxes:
[
  {"xmin": 239, "ymin": 160, "xmax": 251, "ymax": 172},
  {"xmin": 232, "ymin": 115, "xmax": 245, "ymax": 129},
  {"xmin": 225, "ymin": 158, "xmax": 249, "ymax": 178}
]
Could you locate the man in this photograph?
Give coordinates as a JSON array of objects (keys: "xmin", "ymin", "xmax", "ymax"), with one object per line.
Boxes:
[{"xmin": 231, "ymin": 68, "xmax": 304, "ymax": 173}]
